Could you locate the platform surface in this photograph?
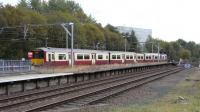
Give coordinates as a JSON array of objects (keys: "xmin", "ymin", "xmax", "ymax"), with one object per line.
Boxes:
[{"xmin": 0, "ymin": 73, "xmax": 73, "ymax": 83}]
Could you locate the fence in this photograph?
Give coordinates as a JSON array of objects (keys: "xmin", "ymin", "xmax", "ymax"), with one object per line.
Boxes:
[{"xmin": 0, "ymin": 60, "xmax": 31, "ymax": 74}]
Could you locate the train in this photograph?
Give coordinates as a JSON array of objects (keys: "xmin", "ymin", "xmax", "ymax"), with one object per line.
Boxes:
[{"xmin": 28, "ymin": 47, "xmax": 168, "ymax": 66}]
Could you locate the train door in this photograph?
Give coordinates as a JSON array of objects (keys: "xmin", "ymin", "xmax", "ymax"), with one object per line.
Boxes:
[
  {"xmin": 91, "ymin": 53, "xmax": 96, "ymax": 64},
  {"xmin": 108, "ymin": 52, "xmax": 111, "ymax": 64},
  {"xmin": 134, "ymin": 54, "xmax": 137, "ymax": 62},
  {"xmin": 122, "ymin": 54, "xmax": 125, "ymax": 64},
  {"xmin": 48, "ymin": 54, "xmax": 51, "ymax": 62},
  {"xmin": 68, "ymin": 53, "xmax": 71, "ymax": 65}
]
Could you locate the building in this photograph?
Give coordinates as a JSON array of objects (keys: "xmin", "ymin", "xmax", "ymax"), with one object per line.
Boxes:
[{"xmin": 116, "ymin": 26, "xmax": 152, "ymax": 42}]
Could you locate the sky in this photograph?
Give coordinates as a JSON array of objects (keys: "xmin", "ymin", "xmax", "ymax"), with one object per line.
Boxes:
[{"xmin": 1, "ymin": 0, "xmax": 200, "ymax": 43}]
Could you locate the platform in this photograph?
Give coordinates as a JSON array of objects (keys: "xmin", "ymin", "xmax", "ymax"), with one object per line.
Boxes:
[
  {"xmin": 0, "ymin": 62, "xmax": 170, "ymax": 95},
  {"xmin": 33, "ymin": 62, "xmax": 168, "ymax": 74},
  {"xmin": 0, "ymin": 73, "xmax": 73, "ymax": 84}
]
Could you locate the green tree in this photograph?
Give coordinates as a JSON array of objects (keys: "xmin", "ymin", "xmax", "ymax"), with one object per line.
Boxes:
[
  {"xmin": 30, "ymin": 0, "xmax": 42, "ymax": 12},
  {"xmin": 127, "ymin": 30, "xmax": 138, "ymax": 52},
  {"xmin": 177, "ymin": 39, "xmax": 187, "ymax": 48},
  {"xmin": 179, "ymin": 48, "xmax": 191, "ymax": 59},
  {"xmin": 105, "ymin": 24, "xmax": 119, "ymax": 34},
  {"xmin": 18, "ymin": 0, "xmax": 29, "ymax": 9}
]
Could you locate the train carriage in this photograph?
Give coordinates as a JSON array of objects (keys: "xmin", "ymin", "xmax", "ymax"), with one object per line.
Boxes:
[
  {"xmin": 74, "ymin": 53, "xmax": 92, "ymax": 65},
  {"xmin": 28, "ymin": 47, "xmax": 167, "ymax": 66},
  {"xmin": 95, "ymin": 52, "xmax": 109, "ymax": 65},
  {"xmin": 109, "ymin": 52, "xmax": 124, "ymax": 64},
  {"xmin": 29, "ymin": 48, "xmax": 70, "ymax": 66},
  {"xmin": 136, "ymin": 53, "xmax": 144, "ymax": 63},
  {"xmin": 160, "ymin": 54, "xmax": 167, "ymax": 62},
  {"xmin": 144, "ymin": 53, "xmax": 153, "ymax": 62},
  {"xmin": 124, "ymin": 53, "xmax": 137, "ymax": 64},
  {"xmin": 144, "ymin": 53, "xmax": 160, "ymax": 62}
]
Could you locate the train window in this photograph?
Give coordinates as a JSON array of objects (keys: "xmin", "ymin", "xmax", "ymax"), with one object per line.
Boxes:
[
  {"xmin": 138, "ymin": 56, "xmax": 141, "ymax": 59},
  {"xmin": 106, "ymin": 56, "xmax": 108, "ymax": 59},
  {"xmin": 112, "ymin": 55, "xmax": 116, "ymax": 59},
  {"xmin": 126, "ymin": 55, "xmax": 129, "ymax": 59},
  {"xmin": 146, "ymin": 56, "xmax": 148, "ymax": 59},
  {"xmin": 155, "ymin": 56, "xmax": 158, "ymax": 59},
  {"xmin": 84, "ymin": 54, "xmax": 90, "ymax": 59},
  {"xmin": 130, "ymin": 55, "xmax": 133, "ymax": 59},
  {"xmin": 149, "ymin": 56, "xmax": 151, "ymax": 59},
  {"xmin": 141, "ymin": 56, "xmax": 143, "ymax": 59},
  {"xmin": 98, "ymin": 55, "xmax": 103, "ymax": 59},
  {"xmin": 33, "ymin": 51, "xmax": 44, "ymax": 59},
  {"xmin": 77, "ymin": 54, "xmax": 83, "ymax": 59},
  {"xmin": 117, "ymin": 55, "xmax": 121, "ymax": 59},
  {"xmin": 58, "ymin": 54, "xmax": 66, "ymax": 60}
]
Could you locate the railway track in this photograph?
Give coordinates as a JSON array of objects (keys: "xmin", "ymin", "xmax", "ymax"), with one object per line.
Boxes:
[
  {"xmin": 0, "ymin": 65, "xmax": 182, "ymax": 112},
  {"xmin": 0, "ymin": 66, "xmax": 166, "ymax": 105}
]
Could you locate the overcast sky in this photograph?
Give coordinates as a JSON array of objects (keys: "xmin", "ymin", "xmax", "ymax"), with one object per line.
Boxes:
[{"xmin": 1, "ymin": 0, "xmax": 200, "ymax": 43}]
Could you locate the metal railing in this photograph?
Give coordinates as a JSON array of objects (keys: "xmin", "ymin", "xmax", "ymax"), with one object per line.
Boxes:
[{"xmin": 0, "ymin": 60, "xmax": 31, "ymax": 74}]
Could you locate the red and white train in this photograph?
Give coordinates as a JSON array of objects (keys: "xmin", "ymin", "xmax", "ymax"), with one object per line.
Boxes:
[{"xmin": 28, "ymin": 47, "xmax": 168, "ymax": 65}]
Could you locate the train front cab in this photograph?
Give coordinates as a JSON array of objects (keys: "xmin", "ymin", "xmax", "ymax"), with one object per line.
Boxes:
[{"xmin": 28, "ymin": 50, "xmax": 45, "ymax": 65}]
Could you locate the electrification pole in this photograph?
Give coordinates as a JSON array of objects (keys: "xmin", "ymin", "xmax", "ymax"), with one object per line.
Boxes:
[
  {"xmin": 45, "ymin": 38, "xmax": 48, "ymax": 47},
  {"xmin": 125, "ymin": 37, "xmax": 126, "ymax": 52},
  {"xmin": 0, "ymin": 28, "xmax": 3, "ymax": 34},
  {"xmin": 69, "ymin": 23, "xmax": 74, "ymax": 67},
  {"xmin": 158, "ymin": 43, "xmax": 160, "ymax": 62},
  {"xmin": 61, "ymin": 23, "xmax": 74, "ymax": 67},
  {"xmin": 23, "ymin": 25, "xmax": 28, "ymax": 40}
]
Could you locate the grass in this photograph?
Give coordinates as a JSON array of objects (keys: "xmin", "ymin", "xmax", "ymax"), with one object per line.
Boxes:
[{"xmin": 109, "ymin": 69, "xmax": 200, "ymax": 112}]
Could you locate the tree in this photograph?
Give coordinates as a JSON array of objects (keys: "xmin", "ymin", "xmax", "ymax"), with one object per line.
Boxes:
[
  {"xmin": 30, "ymin": 0, "xmax": 42, "ymax": 12},
  {"xmin": 179, "ymin": 49, "xmax": 191, "ymax": 59},
  {"xmin": 105, "ymin": 24, "xmax": 119, "ymax": 33},
  {"xmin": 127, "ymin": 30, "xmax": 138, "ymax": 52},
  {"xmin": 18, "ymin": 0, "xmax": 28, "ymax": 9},
  {"xmin": 83, "ymin": 24, "xmax": 105, "ymax": 49},
  {"xmin": 177, "ymin": 39, "xmax": 187, "ymax": 48}
]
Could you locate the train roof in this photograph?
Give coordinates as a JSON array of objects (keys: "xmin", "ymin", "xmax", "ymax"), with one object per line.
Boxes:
[
  {"xmin": 144, "ymin": 53, "xmax": 160, "ymax": 55},
  {"xmin": 35, "ymin": 47, "xmax": 136, "ymax": 54}
]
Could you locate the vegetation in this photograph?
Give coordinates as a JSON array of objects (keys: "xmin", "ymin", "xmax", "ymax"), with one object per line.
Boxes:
[
  {"xmin": 0, "ymin": 0, "xmax": 199, "ymax": 63},
  {"xmin": 145, "ymin": 36, "xmax": 200, "ymax": 63},
  {"xmin": 0, "ymin": 0, "xmax": 137, "ymax": 59}
]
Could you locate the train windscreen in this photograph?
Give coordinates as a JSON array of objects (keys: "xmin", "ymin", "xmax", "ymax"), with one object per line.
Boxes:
[{"xmin": 33, "ymin": 50, "xmax": 44, "ymax": 59}]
